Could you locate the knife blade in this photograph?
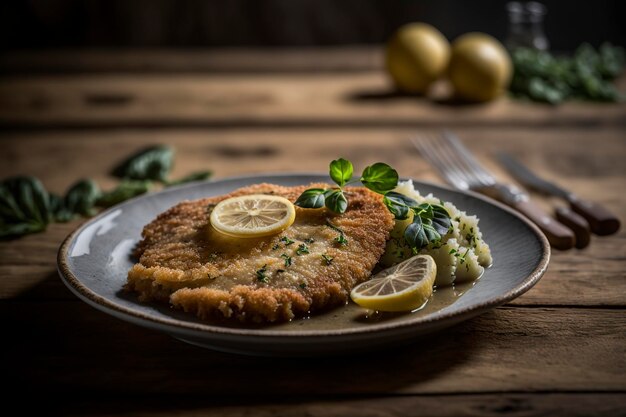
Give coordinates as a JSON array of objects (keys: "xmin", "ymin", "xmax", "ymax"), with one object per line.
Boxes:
[{"xmin": 497, "ymin": 152, "xmax": 620, "ymax": 236}]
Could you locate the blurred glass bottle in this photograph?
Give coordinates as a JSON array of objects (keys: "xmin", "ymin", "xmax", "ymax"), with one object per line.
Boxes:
[{"xmin": 505, "ymin": 1, "xmax": 549, "ymax": 50}]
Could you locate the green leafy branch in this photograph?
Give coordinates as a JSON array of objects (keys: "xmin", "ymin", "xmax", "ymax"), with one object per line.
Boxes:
[
  {"xmin": 1, "ymin": 146, "xmax": 212, "ymax": 239},
  {"xmin": 294, "ymin": 158, "xmax": 398, "ymax": 213},
  {"xmin": 510, "ymin": 43, "xmax": 625, "ymax": 104},
  {"xmin": 295, "ymin": 158, "xmax": 452, "ymax": 251}
]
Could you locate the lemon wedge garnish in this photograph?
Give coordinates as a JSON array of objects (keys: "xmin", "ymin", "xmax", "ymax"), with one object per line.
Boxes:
[
  {"xmin": 350, "ymin": 255, "xmax": 436, "ymax": 312},
  {"xmin": 210, "ymin": 194, "xmax": 296, "ymax": 238}
]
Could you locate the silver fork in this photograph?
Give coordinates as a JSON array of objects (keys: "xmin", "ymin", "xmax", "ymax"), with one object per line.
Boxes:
[{"xmin": 412, "ymin": 131, "xmax": 575, "ymax": 250}]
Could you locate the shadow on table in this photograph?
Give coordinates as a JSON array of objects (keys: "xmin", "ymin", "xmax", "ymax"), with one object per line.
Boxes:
[
  {"xmin": 4, "ymin": 271, "xmax": 490, "ymax": 414},
  {"xmin": 345, "ymin": 88, "xmax": 491, "ymax": 107}
]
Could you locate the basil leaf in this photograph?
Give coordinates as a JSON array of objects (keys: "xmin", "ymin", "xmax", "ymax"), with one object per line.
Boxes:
[
  {"xmin": 0, "ymin": 184, "xmax": 27, "ymax": 223},
  {"xmin": 404, "ymin": 216, "xmax": 429, "ymax": 250},
  {"xmin": 360, "ymin": 163, "xmax": 398, "ymax": 194},
  {"xmin": 329, "ymin": 158, "xmax": 353, "ymax": 187},
  {"xmin": 431, "ymin": 204, "xmax": 452, "ymax": 236},
  {"xmin": 383, "ymin": 191, "xmax": 418, "ymax": 220},
  {"xmin": 324, "ymin": 189, "xmax": 348, "ymax": 214},
  {"xmin": 415, "ymin": 203, "xmax": 434, "ymax": 220},
  {"xmin": 0, "ymin": 177, "xmax": 52, "ymax": 238},
  {"xmin": 404, "ymin": 216, "xmax": 441, "ymax": 250},
  {"xmin": 2, "ymin": 177, "xmax": 50, "ymax": 226},
  {"xmin": 166, "ymin": 171, "xmax": 212, "ymax": 187},
  {"xmin": 0, "ymin": 221, "xmax": 46, "ymax": 239},
  {"xmin": 510, "ymin": 44, "xmax": 624, "ymax": 104},
  {"xmin": 294, "ymin": 188, "xmax": 326, "ymax": 209},
  {"xmin": 64, "ymin": 179, "xmax": 101, "ymax": 217},
  {"xmin": 112, "ymin": 145, "xmax": 174, "ymax": 182},
  {"xmin": 49, "ymin": 193, "xmax": 74, "ymax": 223},
  {"xmin": 96, "ymin": 180, "xmax": 152, "ymax": 208}
]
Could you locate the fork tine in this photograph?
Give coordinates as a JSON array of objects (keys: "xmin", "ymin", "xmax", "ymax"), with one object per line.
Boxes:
[
  {"xmin": 433, "ymin": 134, "xmax": 491, "ymax": 188},
  {"xmin": 412, "ymin": 132, "xmax": 496, "ymax": 190},
  {"xmin": 441, "ymin": 131, "xmax": 495, "ymax": 186},
  {"xmin": 411, "ymin": 135, "xmax": 470, "ymax": 190}
]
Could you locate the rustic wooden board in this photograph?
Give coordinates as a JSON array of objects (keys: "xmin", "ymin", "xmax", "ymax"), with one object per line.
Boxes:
[
  {"xmin": 1, "ymin": 72, "xmax": 625, "ymax": 128},
  {"xmin": 1, "ymin": 57, "xmax": 625, "ymax": 416}
]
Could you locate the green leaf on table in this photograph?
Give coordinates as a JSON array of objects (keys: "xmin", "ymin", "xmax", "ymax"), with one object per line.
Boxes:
[
  {"xmin": 166, "ymin": 171, "xmax": 213, "ymax": 187},
  {"xmin": 112, "ymin": 145, "xmax": 174, "ymax": 182},
  {"xmin": 0, "ymin": 184, "xmax": 27, "ymax": 223},
  {"xmin": 96, "ymin": 180, "xmax": 152, "ymax": 208},
  {"xmin": 510, "ymin": 43, "xmax": 625, "ymax": 104},
  {"xmin": 64, "ymin": 179, "xmax": 101, "ymax": 217},
  {"xmin": 48, "ymin": 193, "xmax": 74, "ymax": 223},
  {"xmin": 329, "ymin": 158, "xmax": 353, "ymax": 187},
  {"xmin": 294, "ymin": 188, "xmax": 326, "ymax": 209},
  {"xmin": 0, "ymin": 221, "xmax": 47, "ymax": 239},
  {"xmin": 0, "ymin": 176, "xmax": 52, "ymax": 238},
  {"xmin": 1, "ymin": 177, "xmax": 51, "ymax": 226},
  {"xmin": 360, "ymin": 163, "xmax": 398, "ymax": 194},
  {"xmin": 324, "ymin": 189, "xmax": 348, "ymax": 214}
]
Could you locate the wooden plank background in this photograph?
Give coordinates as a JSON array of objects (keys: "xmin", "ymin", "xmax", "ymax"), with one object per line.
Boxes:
[{"xmin": 1, "ymin": 49, "xmax": 625, "ymax": 416}]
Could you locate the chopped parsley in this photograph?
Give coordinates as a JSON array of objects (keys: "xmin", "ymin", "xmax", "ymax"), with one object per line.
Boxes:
[
  {"xmin": 299, "ymin": 282, "xmax": 307, "ymax": 289},
  {"xmin": 304, "ymin": 237, "xmax": 315, "ymax": 244},
  {"xmin": 326, "ymin": 219, "xmax": 349, "ymax": 246},
  {"xmin": 335, "ymin": 233, "xmax": 348, "ymax": 246},
  {"xmin": 280, "ymin": 236, "xmax": 295, "ymax": 246},
  {"xmin": 449, "ymin": 247, "xmax": 470, "ymax": 264},
  {"xmin": 281, "ymin": 253, "xmax": 292, "ymax": 266},
  {"xmin": 256, "ymin": 265, "xmax": 269, "ymax": 283},
  {"xmin": 321, "ymin": 254, "xmax": 334, "ymax": 265},
  {"xmin": 296, "ymin": 243, "xmax": 310, "ymax": 255}
]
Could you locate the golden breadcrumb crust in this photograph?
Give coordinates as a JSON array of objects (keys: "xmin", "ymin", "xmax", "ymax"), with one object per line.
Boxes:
[{"xmin": 126, "ymin": 183, "xmax": 394, "ymax": 322}]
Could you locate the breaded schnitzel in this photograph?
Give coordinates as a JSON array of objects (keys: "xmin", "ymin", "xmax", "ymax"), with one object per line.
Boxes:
[{"xmin": 126, "ymin": 183, "xmax": 395, "ymax": 322}]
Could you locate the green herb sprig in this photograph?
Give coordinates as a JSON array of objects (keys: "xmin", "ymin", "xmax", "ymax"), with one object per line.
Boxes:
[
  {"xmin": 281, "ymin": 253, "xmax": 292, "ymax": 266},
  {"xmin": 256, "ymin": 265, "xmax": 269, "ymax": 283},
  {"xmin": 510, "ymin": 43, "xmax": 625, "ymax": 104},
  {"xmin": 296, "ymin": 243, "xmax": 310, "ymax": 256},
  {"xmin": 295, "ymin": 158, "xmax": 452, "ymax": 252},
  {"xmin": 1, "ymin": 145, "xmax": 213, "ymax": 239},
  {"xmin": 294, "ymin": 158, "xmax": 398, "ymax": 214}
]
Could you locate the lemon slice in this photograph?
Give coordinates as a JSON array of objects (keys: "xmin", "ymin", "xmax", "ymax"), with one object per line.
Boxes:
[
  {"xmin": 210, "ymin": 194, "xmax": 296, "ymax": 238},
  {"xmin": 350, "ymin": 255, "xmax": 437, "ymax": 312}
]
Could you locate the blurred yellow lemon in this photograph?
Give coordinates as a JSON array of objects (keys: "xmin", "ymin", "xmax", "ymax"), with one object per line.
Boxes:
[
  {"xmin": 385, "ymin": 23, "xmax": 450, "ymax": 94},
  {"xmin": 448, "ymin": 33, "xmax": 512, "ymax": 102}
]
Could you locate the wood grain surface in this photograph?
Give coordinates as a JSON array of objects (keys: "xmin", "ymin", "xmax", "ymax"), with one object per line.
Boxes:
[{"xmin": 1, "ymin": 50, "xmax": 625, "ymax": 416}]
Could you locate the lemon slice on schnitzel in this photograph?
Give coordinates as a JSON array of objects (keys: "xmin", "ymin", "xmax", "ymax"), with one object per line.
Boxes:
[
  {"xmin": 351, "ymin": 255, "xmax": 436, "ymax": 312},
  {"xmin": 210, "ymin": 194, "xmax": 296, "ymax": 238}
]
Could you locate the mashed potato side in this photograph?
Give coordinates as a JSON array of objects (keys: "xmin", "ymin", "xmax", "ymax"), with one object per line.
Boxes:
[{"xmin": 380, "ymin": 180, "xmax": 492, "ymax": 286}]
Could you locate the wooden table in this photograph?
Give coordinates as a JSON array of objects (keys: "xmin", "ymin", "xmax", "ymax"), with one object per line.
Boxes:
[{"xmin": 1, "ymin": 49, "xmax": 625, "ymax": 416}]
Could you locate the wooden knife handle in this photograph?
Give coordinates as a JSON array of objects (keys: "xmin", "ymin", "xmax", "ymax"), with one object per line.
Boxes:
[
  {"xmin": 555, "ymin": 206, "xmax": 591, "ymax": 249},
  {"xmin": 569, "ymin": 197, "xmax": 620, "ymax": 236},
  {"xmin": 513, "ymin": 199, "xmax": 576, "ymax": 250}
]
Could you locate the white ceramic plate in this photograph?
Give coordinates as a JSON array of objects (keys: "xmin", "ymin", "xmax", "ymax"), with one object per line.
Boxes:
[{"xmin": 58, "ymin": 174, "xmax": 550, "ymax": 356}]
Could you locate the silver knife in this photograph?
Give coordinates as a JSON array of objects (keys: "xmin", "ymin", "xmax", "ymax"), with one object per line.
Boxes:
[{"xmin": 497, "ymin": 153, "xmax": 620, "ymax": 236}]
